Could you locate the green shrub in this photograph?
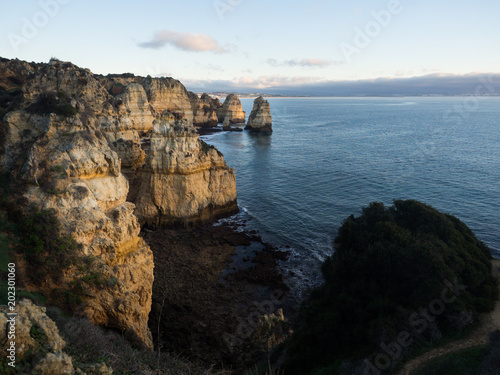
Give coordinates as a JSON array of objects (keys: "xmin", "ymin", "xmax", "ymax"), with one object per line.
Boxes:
[
  {"xmin": 26, "ymin": 91, "xmax": 77, "ymax": 117},
  {"xmin": 283, "ymin": 200, "xmax": 498, "ymax": 375}
]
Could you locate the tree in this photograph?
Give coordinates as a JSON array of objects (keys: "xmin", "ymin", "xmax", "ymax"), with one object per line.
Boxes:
[{"xmin": 283, "ymin": 200, "xmax": 498, "ymax": 375}]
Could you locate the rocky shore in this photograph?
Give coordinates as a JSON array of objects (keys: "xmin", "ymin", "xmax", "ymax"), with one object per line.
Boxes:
[
  {"xmin": 0, "ymin": 57, "xmax": 284, "ymax": 373},
  {"xmin": 144, "ymin": 220, "xmax": 296, "ymax": 371}
]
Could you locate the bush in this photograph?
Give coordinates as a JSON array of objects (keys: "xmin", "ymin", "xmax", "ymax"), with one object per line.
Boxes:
[
  {"xmin": 26, "ymin": 91, "xmax": 76, "ymax": 117},
  {"xmin": 0, "ymin": 86, "xmax": 23, "ymax": 113},
  {"xmin": 283, "ymin": 200, "xmax": 498, "ymax": 375}
]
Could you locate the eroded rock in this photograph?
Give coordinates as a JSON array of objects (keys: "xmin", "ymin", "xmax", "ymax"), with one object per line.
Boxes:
[
  {"xmin": 245, "ymin": 96, "xmax": 272, "ymax": 133},
  {"xmin": 216, "ymin": 93, "xmax": 246, "ymax": 124},
  {"xmin": 135, "ymin": 111, "xmax": 238, "ymax": 227}
]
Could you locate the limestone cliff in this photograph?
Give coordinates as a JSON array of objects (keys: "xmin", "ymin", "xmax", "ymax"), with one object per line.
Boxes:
[
  {"xmin": 201, "ymin": 92, "xmax": 222, "ymax": 110},
  {"xmin": 134, "ymin": 111, "xmax": 238, "ymax": 227},
  {"xmin": 5, "ymin": 118, "xmax": 153, "ymax": 349},
  {"xmin": 216, "ymin": 93, "xmax": 246, "ymax": 124},
  {"xmin": 245, "ymin": 96, "xmax": 273, "ymax": 133},
  {"xmin": 188, "ymin": 91, "xmax": 218, "ymax": 128},
  {"xmin": 0, "ymin": 57, "xmax": 238, "ymax": 350}
]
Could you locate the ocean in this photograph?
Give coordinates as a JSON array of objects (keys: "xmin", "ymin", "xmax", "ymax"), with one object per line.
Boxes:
[{"xmin": 202, "ymin": 97, "xmax": 500, "ymax": 290}]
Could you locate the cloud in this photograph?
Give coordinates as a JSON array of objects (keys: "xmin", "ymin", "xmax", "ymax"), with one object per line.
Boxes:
[
  {"xmin": 262, "ymin": 73, "xmax": 500, "ymax": 96},
  {"xmin": 267, "ymin": 58, "xmax": 342, "ymax": 68},
  {"xmin": 183, "ymin": 75, "xmax": 324, "ymax": 92},
  {"xmin": 139, "ymin": 30, "xmax": 227, "ymax": 53},
  {"xmin": 182, "ymin": 73, "xmax": 500, "ymax": 96}
]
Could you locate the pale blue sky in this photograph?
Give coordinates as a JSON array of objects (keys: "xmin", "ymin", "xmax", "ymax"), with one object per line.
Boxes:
[{"xmin": 1, "ymin": 0, "xmax": 499, "ymax": 91}]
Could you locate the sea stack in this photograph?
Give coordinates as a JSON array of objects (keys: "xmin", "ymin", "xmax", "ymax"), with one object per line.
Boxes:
[
  {"xmin": 201, "ymin": 92, "xmax": 222, "ymax": 110},
  {"xmin": 245, "ymin": 96, "xmax": 272, "ymax": 133},
  {"xmin": 216, "ymin": 93, "xmax": 246, "ymax": 124},
  {"xmin": 188, "ymin": 91, "xmax": 218, "ymax": 128}
]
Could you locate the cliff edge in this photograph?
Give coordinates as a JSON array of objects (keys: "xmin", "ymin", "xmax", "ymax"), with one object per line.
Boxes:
[{"xmin": 0, "ymin": 57, "xmax": 238, "ymax": 349}]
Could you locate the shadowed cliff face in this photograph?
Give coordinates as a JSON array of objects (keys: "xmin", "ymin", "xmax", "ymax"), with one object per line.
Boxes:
[{"xmin": 0, "ymin": 57, "xmax": 237, "ymax": 349}]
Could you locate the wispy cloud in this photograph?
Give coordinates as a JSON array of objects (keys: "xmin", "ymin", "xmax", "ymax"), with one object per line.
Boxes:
[
  {"xmin": 183, "ymin": 75, "xmax": 324, "ymax": 91},
  {"xmin": 267, "ymin": 58, "xmax": 342, "ymax": 68},
  {"xmin": 138, "ymin": 30, "xmax": 228, "ymax": 53}
]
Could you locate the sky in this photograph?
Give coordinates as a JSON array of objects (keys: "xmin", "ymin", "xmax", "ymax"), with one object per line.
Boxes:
[{"xmin": 1, "ymin": 0, "xmax": 500, "ymax": 94}]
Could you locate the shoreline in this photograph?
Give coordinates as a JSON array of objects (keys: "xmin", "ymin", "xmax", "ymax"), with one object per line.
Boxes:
[{"xmin": 143, "ymin": 219, "xmax": 300, "ymax": 371}]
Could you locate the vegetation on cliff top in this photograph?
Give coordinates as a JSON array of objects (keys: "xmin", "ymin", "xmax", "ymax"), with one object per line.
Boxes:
[
  {"xmin": 27, "ymin": 90, "xmax": 77, "ymax": 118},
  {"xmin": 282, "ymin": 200, "xmax": 498, "ymax": 375}
]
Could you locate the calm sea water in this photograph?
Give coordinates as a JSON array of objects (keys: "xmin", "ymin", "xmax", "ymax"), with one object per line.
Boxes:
[{"xmin": 202, "ymin": 97, "xmax": 500, "ymax": 288}]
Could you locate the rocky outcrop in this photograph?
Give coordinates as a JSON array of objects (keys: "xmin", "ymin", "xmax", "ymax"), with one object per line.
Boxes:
[
  {"xmin": 99, "ymin": 74, "xmax": 194, "ymax": 124},
  {"xmin": 0, "ymin": 299, "xmax": 74, "ymax": 373},
  {"xmin": 0, "ymin": 58, "xmax": 239, "ymax": 350},
  {"xmin": 245, "ymin": 96, "xmax": 272, "ymax": 133},
  {"xmin": 188, "ymin": 91, "xmax": 218, "ymax": 128},
  {"xmin": 134, "ymin": 111, "xmax": 238, "ymax": 227},
  {"xmin": 0, "ymin": 299, "xmax": 66, "ymax": 358},
  {"xmin": 201, "ymin": 93, "xmax": 222, "ymax": 110},
  {"xmin": 14, "ymin": 115, "xmax": 154, "ymax": 349},
  {"xmin": 113, "ymin": 83, "xmax": 156, "ymax": 135},
  {"xmin": 216, "ymin": 93, "xmax": 246, "ymax": 124},
  {"xmin": 0, "ymin": 299, "xmax": 114, "ymax": 374},
  {"xmin": 142, "ymin": 76, "xmax": 194, "ymax": 123}
]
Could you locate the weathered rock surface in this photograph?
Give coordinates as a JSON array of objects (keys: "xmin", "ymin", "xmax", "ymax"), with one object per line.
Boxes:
[
  {"xmin": 0, "ymin": 299, "xmax": 73, "ymax": 373},
  {"xmin": 142, "ymin": 76, "xmax": 194, "ymax": 123},
  {"xmin": 0, "ymin": 299, "xmax": 66, "ymax": 358},
  {"xmin": 216, "ymin": 93, "xmax": 246, "ymax": 124},
  {"xmin": 34, "ymin": 352, "xmax": 74, "ymax": 375},
  {"xmin": 134, "ymin": 111, "xmax": 238, "ymax": 227},
  {"xmin": 99, "ymin": 74, "xmax": 194, "ymax": 123},
  {"xmin": 0, "ymin": 299, "xmax": 115, "ymax": 374},
  {"xmin": 0, "ymin": 57, "xmax": 238, "ymax": 350},
  {"xmin": 16, "ymin": 116, "xmax": 154, "ymax": 349},
  {"xmin": 188, "ymin": 91, "xmax": 218, "ymax": 128},
  {"xmin": 201, "ymin": 92, "xmax": 222, "ymax": 110},
  {"xmin": 245, "ymin": 96, "xmax": 272, "ymax": 133},
  {"xmin": 113, "ymin": 83, "xmax": 156, "ymax": 134}
]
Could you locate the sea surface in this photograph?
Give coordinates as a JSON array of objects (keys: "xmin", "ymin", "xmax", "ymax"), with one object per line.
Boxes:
[{"xmin": 202, "ymin": 97, "xmax": 500, "ymax": 291}]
